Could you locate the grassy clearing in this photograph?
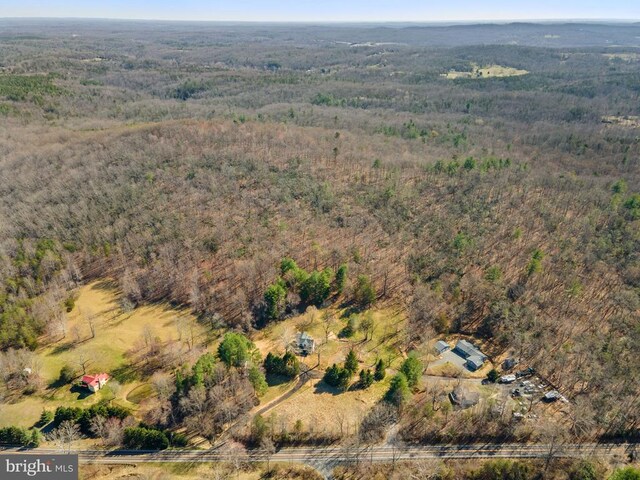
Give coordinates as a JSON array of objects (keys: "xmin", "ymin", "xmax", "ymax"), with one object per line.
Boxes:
[
  {"xmin": 260, "ymin": 376, "xmax": 296, "ymax": 405},
  {"xmin": 443, "ymin": 63, "xmax": 529, "ymax": 79},
  {"xmin": 125, "ymin": 383, "xmax": 154, "ymax": 404},
  {"xmin": 267, "ymin": 376, "xmax": 389, "ymax": 435},
  {"xmin": 602, "ymin": 115, "xmax": 640, "ymax": 128},
  {"xmin": 251, "ymin": 306, "xmax": 404, "ymax": 432},
  {"xmin": 426, "ymin": 359, "xmax": 492, "ymax": 379},
  {"xmin": 603, "ymin": 53, "xmax": 640, "ymax": 62},
  {"xmin": 80, "ymin": 462, "xmax": 319, "ymax": 479},
  {"xmin": 254, "ymin": 306, "xmax": 405, "ymax": 372},
  {"xmin": 0, "ymin": 280, "xmax": 203, "ymax": 428},
  {"xmin": 39, "ymin": 279, "xmax": 200, "ymax": 381}
]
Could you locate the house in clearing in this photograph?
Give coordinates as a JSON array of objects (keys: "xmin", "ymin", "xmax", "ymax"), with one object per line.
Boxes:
[
  {"xmin": 453, "ymin": 340, "xmax": 487, "ymax": 371},
  {"xmin": 295, "ymin": 332, "xmax": 316, "ymax": 356},
  {"xmin": 81, "ymin": 373, "xmax": 110, "ymax": 393},
  {"xmin": 435, "ymin": 340, "xmax": 450, "ymax": 354}
]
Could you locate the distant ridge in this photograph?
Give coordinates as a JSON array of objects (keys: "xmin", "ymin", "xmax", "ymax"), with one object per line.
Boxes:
[{"xmin": 0, "ymin": 18, "xmax": 637, "ymax": 48}]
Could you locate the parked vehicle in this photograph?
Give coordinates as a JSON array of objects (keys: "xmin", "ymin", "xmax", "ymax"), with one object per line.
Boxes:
[
  {"xmin": 515, "ymin": 367, "xmax": 535, "ymax": 378},
  {"xmin": 499, "ymin": 374, "xmax": 516, "ymax": 384}
]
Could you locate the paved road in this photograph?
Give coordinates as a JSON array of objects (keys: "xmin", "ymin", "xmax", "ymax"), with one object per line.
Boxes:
[{"xmin": 3, "ymin": 442, "xmax": 635, "ymax": 464}]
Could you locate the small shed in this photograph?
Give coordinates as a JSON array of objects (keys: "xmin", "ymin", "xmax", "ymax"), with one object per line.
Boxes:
[{"xmin": 435, "ymin": 340, "xmax": 450, "ymax": 354}]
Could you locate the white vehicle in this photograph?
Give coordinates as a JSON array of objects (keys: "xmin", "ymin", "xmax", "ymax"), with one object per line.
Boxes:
[{"xmin": 499, "ymin": 374, "xmax": 516, "ymax": 384}]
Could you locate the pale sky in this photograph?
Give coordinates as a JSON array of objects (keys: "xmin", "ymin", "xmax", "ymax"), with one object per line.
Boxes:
[{"xmin": 0, "ymin": 0, "xmax": 638, "ymax": 22}]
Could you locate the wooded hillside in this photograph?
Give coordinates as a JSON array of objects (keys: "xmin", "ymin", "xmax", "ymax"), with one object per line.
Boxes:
[{"xmin": 0, "ymin": 21, "xmax": 638, "ymax": 440}]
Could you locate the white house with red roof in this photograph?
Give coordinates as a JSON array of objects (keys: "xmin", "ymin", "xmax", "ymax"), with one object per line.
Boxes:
[{"xmin": 81, "ymin": 373, "xmax": 110, "ymax": 393}]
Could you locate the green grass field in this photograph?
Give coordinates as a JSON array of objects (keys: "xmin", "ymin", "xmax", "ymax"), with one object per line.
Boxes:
[{"xmin": 0, "ymin": 280, "xmax": 204, "ymax": 428}]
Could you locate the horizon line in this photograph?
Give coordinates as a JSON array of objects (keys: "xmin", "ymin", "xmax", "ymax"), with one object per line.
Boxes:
[{"xmin": 1, "ymin": 16, "xmax": 639, "ymax": 24}]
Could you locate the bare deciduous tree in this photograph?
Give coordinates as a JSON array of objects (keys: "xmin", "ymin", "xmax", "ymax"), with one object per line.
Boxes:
[{"xmin": 49, "ymin": 420, "xmax": 83, "ymax": 453}]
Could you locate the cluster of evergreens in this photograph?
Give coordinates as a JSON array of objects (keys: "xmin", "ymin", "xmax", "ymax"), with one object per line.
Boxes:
[
  {"xmin": 263, "ymin": 258, "xmax": 350, "ymax": 320},
  {"xmin": 123, "ymin": 426, "xmax": 169, "ymax": 450},
  {"xmin": 264, "ymin": 351, "xmax": 300, "ymax": 378},
  {"xmin": 324, "ymin": 350, "xmax": 386, "ymax": 391},
  {"xmin": 0, "ymin": 425, "xmax": 40, "ymax": 447},
  {"xmin": 324, "ymin": 349, "xmax": 359, "ymax": 391},
  {"xmin": 385, "ymin": 353, "xmax": 423, "ymax": 406}
]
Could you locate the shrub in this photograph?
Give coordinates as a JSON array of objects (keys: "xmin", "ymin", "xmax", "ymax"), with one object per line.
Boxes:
[
  {"xmin": 334, "ymin": 264, "xmax": 348, "ymax": 294},
  {"xmin": 300, "ymin": 268, "xmax": 333, "ymax": 306},
  {"xmin": 324, "ymin": 364, "xmax": 351, "ymax": 391},
  {"xmin": 264, "ymin": 281, "xmax": 287, "ymax": 320},
  {"xmin": 609, "ymin": 467, "xmax": 640, "ymax": 480},
  {"xmin": 385, "ymin": 373, "xmax": 410, "ymax": 406},
  {"xmin": 218, "ymin": 332, "xmax": 258, "ymax": 367},
  {"xmin": 64, "ymin": 296, "xmax": 76, "ymax": 312},
  {"xmin": 248, "ymin": 365, "xmax": 268, "ymax": 396},
  {"xmin": 341, "ymin": 314, "xmax": 358, "ymax": 338},
  {"xmin": 344, "ymin": 349, "xmax": 359, "ymax": 375},
  {"xmin": 264, "ymin": 351, "xmax": 300, "ymax": 377},
  {"xmin": 485, "ymin": 266, "xmax": 502, "ymax": 282},
  {"xmin": 400, "ymin": 353, "xmax": 423, "ymax": 388},
  {"xmin": 0, "ymin": 426, "xmax": 30, "ymax": 445},
  {"xmin": 123, "ymin": 427, "xmax": 169, "ymax": 450},
  {"xmin": 526, "ymin": 249, "xmax": 545, "ymax": 276},
  {"xmin": 569, "ymin": 460, "xmax": 599, "ymax": 480},
  {"xmin": 169, "ymin": 432, "xmax": 188, "ymax": 448},
  {"xmin": 353, "ymin": 275, "xmax": 376, "ymax": 308},
  {"xmin": 374, "ymin": 359, "xmax": 386, "ymax": 381},
  {"xmin": 469, "ymin": 459, "xmax": 532, "ymax": 480},
  {"xmin": 359, "ymin": 369, "xmax": 374, "ymax": 388},
  {"xmin": 58, "ymin": 364, "xmax": 76, "ymax": 384}
]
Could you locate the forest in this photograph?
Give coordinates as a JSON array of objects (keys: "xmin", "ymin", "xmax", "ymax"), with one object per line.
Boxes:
[{"xmin": 0, "ymin": 20, "xmax": 638, "ymax": 468}]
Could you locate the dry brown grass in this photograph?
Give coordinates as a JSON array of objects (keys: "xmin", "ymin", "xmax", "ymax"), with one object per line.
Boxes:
[
  {"xmin": 266, "ymin": 377, "xmax": 389, "ymax": 437},
  {"xmin": 80, "ymin": 462, "xmax": 321, "ymax": 480}
]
